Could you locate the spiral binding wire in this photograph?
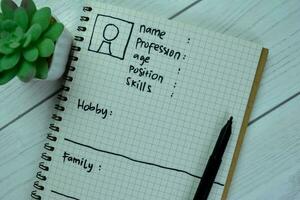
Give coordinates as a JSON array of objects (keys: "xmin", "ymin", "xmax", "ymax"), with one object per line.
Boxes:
[{"xmin": 31, "ymin": 6, "xmax": 92, "ymax": 200}]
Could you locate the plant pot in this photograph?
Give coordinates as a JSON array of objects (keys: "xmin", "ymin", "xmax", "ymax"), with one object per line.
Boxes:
[{"xmin": 46, "ymin": 28, "xmax": 73, "ymax": 80}]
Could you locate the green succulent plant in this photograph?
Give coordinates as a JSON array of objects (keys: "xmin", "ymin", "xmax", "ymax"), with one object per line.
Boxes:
[{"xmin": 0, "ymin": 0, "xmax": 64, "ymax": 85}]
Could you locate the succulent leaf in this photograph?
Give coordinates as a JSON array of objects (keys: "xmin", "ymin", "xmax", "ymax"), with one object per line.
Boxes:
[
  {"xmin": 17, "ymin": 59, "xmax": 36, "ymax": 82},
  {"xmin": 9, "ymin": 41, "xmax": 20, "ymax": 48},
  {"xmin": 23, "ymin": 46, "xmax": 38, "ymax": 62},
  {"xmin": 0, "ymin": 43, "xmax": 14, "ymax": 54},
  {"xmin": 20, "ymin": 0, "xmax": 36, "ymax": 20},
  {"xmin": 2, "ymin": 19, "xmax": 17, "ymax": 31},
  {"xmin": 25, "ymin": 23, "xmax": 41, "ymax": 42},
  {"xmin": 13, "ymin": 26, "xmax": 24, "ymax": 40},
  {"xmin": 43, "ymin": 22, "xmax": 63, "ymax": 42},
  {"xmin": 0, "ymin": 1, "xmax": 61, "ymax": 84},
  {"xmin": 31, "ymin": 7, "xmax": 51, "ymax": 31},
  {"xmin": 14, "ymin": 7, "xmax": 28, "ymax": 30},
  {"xmin": 1, "ymin": 0, "xmax": 17, "ymax": 19},
  {"xmin": 35, "ymin": 58, "xmax": 48, "ymax": 79},
  {"xmin": 0, "ymin": 66, "xmax": 18, "ymax": 85},
  {"xmin": 0, "ymin": 51, "xmax": 20, "ymax": 71},
  {"xmin": 0, "ymin": 31, "xmax": 9, "ymax": 38},
  {"xmin": 37, "ymin": 38, "xmax": 54, "ymax": 57},
  {"xmin": 22, "ymin": 33, "xmax": 31, "ymax": 48}
]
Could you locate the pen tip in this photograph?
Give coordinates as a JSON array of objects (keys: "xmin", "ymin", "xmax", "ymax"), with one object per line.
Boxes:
[{"xmin": 229, "ymin": 116, "xmax": 233, "ymax": 123}]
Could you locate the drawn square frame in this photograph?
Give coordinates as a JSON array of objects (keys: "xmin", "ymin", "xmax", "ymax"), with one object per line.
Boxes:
[{"xmin": 88, "ymin": 14, "xmax": 134, "ymax": 60}]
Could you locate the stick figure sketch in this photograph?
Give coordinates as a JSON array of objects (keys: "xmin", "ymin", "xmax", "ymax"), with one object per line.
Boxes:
[
  {"xmin": 98, "ymin": 24, "xmax": 119, "ymax": 55},
  {"xmin": 88, "ymin": 15, "xmax": 134, "ymax": 60}
]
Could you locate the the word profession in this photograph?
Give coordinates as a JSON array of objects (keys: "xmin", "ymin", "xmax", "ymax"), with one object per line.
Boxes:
[{"xmin": 136, "ymin": 24, "xmax": 182, "ymax": 60}]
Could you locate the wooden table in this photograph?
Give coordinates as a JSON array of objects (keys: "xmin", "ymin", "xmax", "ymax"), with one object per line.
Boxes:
[{"xmin": 1, "ymin": 0, "xmax": 299, "ymax": 199}]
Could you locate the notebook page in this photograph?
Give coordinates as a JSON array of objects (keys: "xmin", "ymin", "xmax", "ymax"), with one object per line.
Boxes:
[{"xmin": 42, "ymin": 2, "xmax": 262, "ymax": 200}]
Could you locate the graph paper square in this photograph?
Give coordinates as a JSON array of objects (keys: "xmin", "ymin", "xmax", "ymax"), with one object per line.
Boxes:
[{"xmin": 40, "ymin": 2, "xmax": 263, "ymax": 200}]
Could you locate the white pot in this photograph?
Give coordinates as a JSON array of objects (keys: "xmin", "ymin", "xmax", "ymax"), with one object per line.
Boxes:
[{"xmin": 46, "ymin": 28, "xmax": 73, "ymax": 80}]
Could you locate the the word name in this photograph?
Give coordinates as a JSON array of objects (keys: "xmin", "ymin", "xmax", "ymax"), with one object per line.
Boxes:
[
  {"xmin": 77, "ymin": 99, "xmax": 112, "ymax": 119},
  {"xmin": 62, "ymin": 151, "xmax": 93, "ymax": 173},
  {"xmin": 139, "ymin": 25, "xmax": 166, "ymax": 40}
]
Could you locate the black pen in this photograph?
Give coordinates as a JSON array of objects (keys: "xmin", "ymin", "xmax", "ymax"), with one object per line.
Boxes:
[{"xmin": 193, "ymin": 117, "xmax": 233, "ymax": 200}]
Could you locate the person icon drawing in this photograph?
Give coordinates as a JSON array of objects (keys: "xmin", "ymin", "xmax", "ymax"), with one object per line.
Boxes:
[
  {"xmin": 97, "ymin": 24, "xmax": 119, "ymax": 55},
  {"xmin": 88, "ymin": 14, "xmax": 134, "ymax": 60}
]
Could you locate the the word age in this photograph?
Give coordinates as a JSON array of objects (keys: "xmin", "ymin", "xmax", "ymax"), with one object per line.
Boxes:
[{"xmin": 133, "ymin": 53, "xmax": 150, "ymax": 66}]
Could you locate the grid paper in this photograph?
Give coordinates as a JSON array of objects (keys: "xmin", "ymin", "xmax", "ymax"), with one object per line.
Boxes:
[{"xmin": 41, "ymin": 2, "xmax": 262, "ymax": 200}]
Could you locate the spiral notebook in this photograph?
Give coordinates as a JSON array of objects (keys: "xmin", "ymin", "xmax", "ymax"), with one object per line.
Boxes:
[{"xmin": 31, "ymin": 2, "xmax": 268, "ymax": 200}]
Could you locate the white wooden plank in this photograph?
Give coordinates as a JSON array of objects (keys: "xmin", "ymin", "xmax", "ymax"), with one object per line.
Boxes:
[
  {"xmin": 176, "ymin": 0, "xmax": 300, "ymax": 120},
  {"xmin": 95, "ymin": 0, "xmax": 196, "ymax": 16},
  {"xmin": 0, "ymin": 80, "xmax": 62, "ymax": 128},
  {"xmin": 229, "ymin": 96, "xmax": 300, "ymax": 199},
  {"xmin": 0, "ymin": 98, "xmax": 56, "ymax": 200}
]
